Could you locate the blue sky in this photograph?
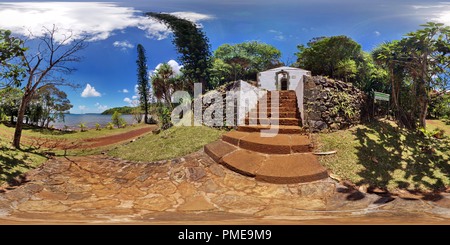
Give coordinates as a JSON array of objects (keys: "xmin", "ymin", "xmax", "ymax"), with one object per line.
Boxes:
[{"xmin": 1, "ymin": 0, "xmax": 449, "ymax": 113}]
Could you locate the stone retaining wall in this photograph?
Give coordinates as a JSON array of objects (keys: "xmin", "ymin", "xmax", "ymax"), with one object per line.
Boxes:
[{"xmin": 303, "ymin": 76, "xmax": 364, "ymax": 132}]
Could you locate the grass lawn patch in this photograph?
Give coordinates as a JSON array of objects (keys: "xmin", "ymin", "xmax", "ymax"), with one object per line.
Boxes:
[
  {"xmin": 0, "ymin": 138, "xmax": 47, "ymax": 186},
  {"xmin": 108, "ymin": 126, "xmax": 225, "ymax": 162},
  {"xmin": 0, "ymin": 122, "xmax": 149, "ymax": 141},
  {"xmin": 316, "ymin": 119, "xmax": 450, "ymax": 192}
]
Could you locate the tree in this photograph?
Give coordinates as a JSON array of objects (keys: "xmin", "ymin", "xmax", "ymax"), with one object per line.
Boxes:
[
  {"xmin": 399, "ymin": 22, "xmax": 450, "ymax": 128},
  {"xmin": 0, "ymin": 29, "xmax": 27, "ymax": 87},
  {"xmin": 111, "ymin": 111, "xmax": 126, "ymax": 128},
  {"xmin": 28, "ymin": 85, "xmax": 72, "ymax": 128},
  {"xmin": 372, "ymin": 41, "xmax": 407, "ymax": 125},
  {"xmin": 0, "ymin": 87, "xmax": 23, "ymax": 124},
  {"xmin": 151, "ymin": 63, "xmax": 181, "ymax": 108},
  {"xmin": 12, "ymin": 25, "xmax": 86, "ymax": 149},
  {"xmin": 209, "ymin": 58, "xmax": 233, "ymax": 88},
  {"xmin": 214, "ymin": 41, "xmax": 282, "ymax": 81},
  {"xmin": 147, "ymin": 13, "xmax": 212, "ymax": 90},
  {"xmin": 136, "ymin": 44, "xmax": 150, "ymax": 123},
  {"xmin": 295, "ymin": 35, "xmax": 362, "ymax": 81}
]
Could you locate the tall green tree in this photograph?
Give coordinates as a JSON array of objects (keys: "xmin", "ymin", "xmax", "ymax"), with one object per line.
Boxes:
[
  {"xmin": 0, "ymin": 87, "xmax": 23, "ymax": 124},
  {"xmin": 400, "ymin": 22, "xmax": 450, "ymax": 128},
  {"xmin": 136, "ymin": 44, "xmax": 150, "ymax": 123},
  {"xmin": 0, "ymin": 29, "xmax": 27, "ymax": 87},
  {"xmin": 295, "ymin": 35, "xmax": 362, "ymax": 81},
  {"xmin": 28, "ymin": 85, "xmax": 72, "ymax": 128},
  {"xmin": 214, "ymin": 41, "xmax": 282, "ymax": 81},
  {"xmin": 12, "ymin": 26, "xmax": 86, "ymax": 149},
  {"xmin": 151, "ymin": 63, "xmax": 183, "ymax": 108},
  {"xmin": 147, "ymin": 13, "xmax": 212, "ymax": 90}
]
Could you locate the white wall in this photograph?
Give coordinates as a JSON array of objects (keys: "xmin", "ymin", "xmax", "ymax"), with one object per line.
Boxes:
[{"xmin": 258, "ymin": 68, "xmax": 309, "ymax": 91}]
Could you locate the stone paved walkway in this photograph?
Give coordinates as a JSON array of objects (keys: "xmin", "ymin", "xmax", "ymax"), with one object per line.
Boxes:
[{"xmin": 0, "ymin": 151, "xmax": 449, "ymax": 224}]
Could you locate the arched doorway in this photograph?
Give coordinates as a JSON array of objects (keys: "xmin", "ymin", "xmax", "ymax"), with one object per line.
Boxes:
[{"xmin": 275, "ymin": 70, "xmax": 290, "ymax": 90}]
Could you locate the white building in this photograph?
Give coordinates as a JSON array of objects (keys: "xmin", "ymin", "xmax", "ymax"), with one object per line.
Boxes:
[
  {"xmin": 257, "ymin": 66, "xmax": 311, "ymax": 91},
  {"xmin": 257, "ymin": 67, "xmax": 311, "ymax": 124}
]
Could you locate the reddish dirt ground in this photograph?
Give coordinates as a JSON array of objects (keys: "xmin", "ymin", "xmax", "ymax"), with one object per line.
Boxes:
[
  {"xmin": 0, "ymin": 124, "xmax": 156, "ymax": 150},
  {"xmin": 81, "ymin": 125, "xmax": 156, "ymax": 148}
]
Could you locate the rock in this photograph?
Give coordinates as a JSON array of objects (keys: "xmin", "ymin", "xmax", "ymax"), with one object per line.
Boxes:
[
  {"xmin": 223, "ymin": 174, "xmax": 256, "ymax": 190},
  {"xmin": 177, "ymin": 195, "xmax": 215, "ymax": 211},
  {"xmin": 149, "ymin": 181, "xmax": 177, "ymax": 196},
  {"xmin": 211, "ymin": 195, "xmax": 266, "ymax": 213},
  {"xmin": 134, "ymin": 196, "xmax": 173, "ymax": 211},
  {"xmin": 298, "ymin": 182, "xmax": 336, "ymax": 199},
  {"xmin": 209, "ymin": 164, "xmax": 225, "ymax": 177},
  {"xmin": 177, "ymin": 182, "xmax": 197, "ymax": 197},
  {"xmin": 170, "ymin": 168, "xmax": 186, "ymax": 183},
  {"xmin": 202, "ymin": 179, "xmax": 219, "ymax": 193},
  {"xmin": 18, "ymin": 200, "xmax": 70, "ymax": 212},
  {"xmin": 187, "ymin": 167, "xmax": 206, "ymax": 181}
]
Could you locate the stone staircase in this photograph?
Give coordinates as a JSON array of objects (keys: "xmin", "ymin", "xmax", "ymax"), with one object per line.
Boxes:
[{"xmin": 204, "ymin": 90, "xmax": 328, "ymax": 184}]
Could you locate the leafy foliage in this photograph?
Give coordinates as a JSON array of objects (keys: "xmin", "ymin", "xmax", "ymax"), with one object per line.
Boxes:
[
  {"xmin": 111, "ymin": 111, "xmax": 126, "ymax": 128},
  {"xmin": 295, "ymin": 36, "xmax": 362, "ymax": 81},
  {"xmin": 136, "ymin": 44, "xmax": 151, "ymax": 123},
  {"xmin": 0, "ymin": 29, "xmax": 27, "ymax": 87},
  {"xmin": 147, "ymin": 13, "xmax": 212, "ymax": 90},
  {"xmin": 213, "ymin": 41, "xmax": 282, "ymax": 82},
  {"xmin": 101, "ymin": 106, "xmax": 135, "ymax": 115}
]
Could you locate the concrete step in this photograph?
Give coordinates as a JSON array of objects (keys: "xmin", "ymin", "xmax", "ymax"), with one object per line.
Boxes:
[
  {"xmin": 222, "ymin": 131, "xmax": 312, "ymax": 154},
  {"xmin": 245, "ymin": 117, "xmax": 300, "ymax": 126},
  {"xmin": 203, "ymin": 140, "xmax": 237, "ymax": 162},
  {"xmin": 250, "ymin": 106, "xmax": 298, "ymax": 113},
  {"xmin": 257, "ymin": 100, "xmax": 297, "ymax": 107},
  {"xmin": 216, "ymin": 148, "xmax": 328, "ymax": 184},
  {"xmin": 255, "ymin": 111, "xmax": 299, "ymax": 118},
  {"xmin": 238, "ymin": 125, "xmax": 305, "ymax": 134}
]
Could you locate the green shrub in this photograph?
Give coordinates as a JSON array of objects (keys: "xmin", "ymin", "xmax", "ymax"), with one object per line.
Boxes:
[
  {"xmin": 106, "ymin": 122, "xmax": 114, "ymax": 130},
  {"xmin": 78, "ymin": 122, "xmax": 87, "ymax": 132},
  {"xmin": 156, "ymin": 103, "xmax": 173, "ymax": 130},
  {"xmin": 95, "ymin": 123, "xmax": 101, "ymax": 131},
  {"xmin": 111, "ymin": 111, "xmax": 126, "ymax": 128}
]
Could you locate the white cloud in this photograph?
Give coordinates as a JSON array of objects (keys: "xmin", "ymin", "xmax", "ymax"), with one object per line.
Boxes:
[
  {"xmin": 124, "ymin": 97, "xmax": 139, "ymax": 106},
  {"xmin": 0, "ymin": 2, "xmax": 214, "ymax": 43},
  {"xmin": 268, "ymin": 29, "xmax": 285, "ymax": 41},
  {"xmin": 411, "ymin": 4, "xmax": 450, "ymax": 26},
  {"xmin": 78, "ymin": 105, "xmax": 86, "ymax": 111},
  {"xmin": 95, "ymin": 102, "xmax": 108, "ymax": 112},
  {"xmin": 118, "ymin": 89, "xmax": 129, "ymax": 93},
  {"xmin": 374, "ymin": 31, "xmax": 381, "ymax": 36},
  {"xmin": 113, "ymin": 41, "xmax": 134, "ymax": 50},
  {"xmin": 153, "ymin": 60, "xmax": 183, "ymax": 76},
  {"xmin": 81, "ymin": 84, "xmax": 101, "ymax": 98},
  {"xmin": 132, "ymin": 95, "xmax": 139, "ymax": 100}
]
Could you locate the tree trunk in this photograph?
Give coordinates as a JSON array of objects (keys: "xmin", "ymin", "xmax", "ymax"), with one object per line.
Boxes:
[
  {"xmin": 417, "ymin": 79, "xmax": 428, "ymax": 129},
  {"xmin": 144, "ymin": 103, "xmax": 148, "ymax": 124},
  {"xmin": 13, "ymin": 96, "xmax": 29, "ymax": 149}
]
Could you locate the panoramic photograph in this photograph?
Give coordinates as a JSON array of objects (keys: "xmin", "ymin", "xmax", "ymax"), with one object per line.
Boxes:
[{"xmin": 0, "ymin": 0, "xmax": 449, "ymax": 229}]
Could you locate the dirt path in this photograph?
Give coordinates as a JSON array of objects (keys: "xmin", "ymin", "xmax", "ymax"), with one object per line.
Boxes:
[
  {"xmin": 0, "ymin": 151, "xmax": 449, "ymax": 224},
  {"xmin": 1, "ymin": 125, "xmax": 156, "ymax": 150},
  {"xmin": 80, "ymin": 125, "xmax": 156, "ymax": 148}
]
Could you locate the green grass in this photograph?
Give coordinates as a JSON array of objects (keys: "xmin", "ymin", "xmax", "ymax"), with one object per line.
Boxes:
[
  {"xmin": 108, "ymin": 126, "xmax": 225, "ymax": 162},
  {"xmin": 0, "ymin": 138, "xmax": 47, "ymax": 186},
  {"xmin": 316, "ymin": 120, "xmax": 450, "ymax": 192},
  {"xmin": 0, "ymin": 123, "xmax": 148, "ymax": 141},
  {"xmin": 427, "ymin": 119, "xmax": 450, "ymax": 136}
]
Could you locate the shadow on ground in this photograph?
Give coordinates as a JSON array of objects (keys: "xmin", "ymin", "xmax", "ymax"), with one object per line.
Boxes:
[{"xmin": 353, "ymin": 120, "xmax": 450, "ymax": 193}]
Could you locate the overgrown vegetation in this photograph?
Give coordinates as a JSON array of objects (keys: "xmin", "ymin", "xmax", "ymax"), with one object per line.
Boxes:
[
  {"xmin": 317, "ymin": 119, "xmax": 450, "ymax": 192},
  {"xmin": 108, "ymin": 126, "xmax": 224, "ymax": 162}
]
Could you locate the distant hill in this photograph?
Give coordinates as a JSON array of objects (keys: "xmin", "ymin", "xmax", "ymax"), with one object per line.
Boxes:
[{"xmin": 101, "ymin": 106, "xmax": 135, "ymax": 115}]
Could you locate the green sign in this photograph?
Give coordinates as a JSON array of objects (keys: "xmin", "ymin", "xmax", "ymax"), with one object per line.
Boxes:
[{"xmin": 374, "ymin": 92, "xmax": 390, "ymax": 102}]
